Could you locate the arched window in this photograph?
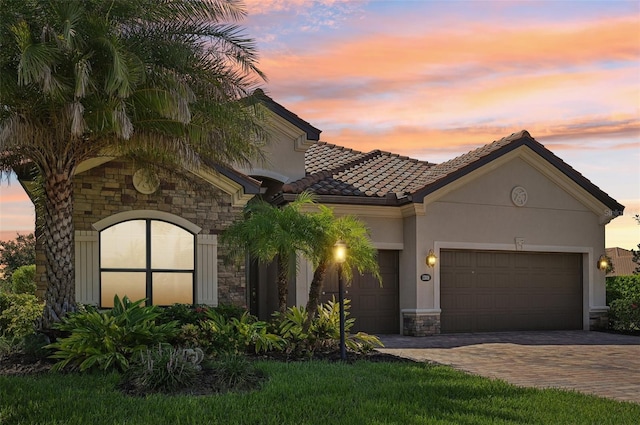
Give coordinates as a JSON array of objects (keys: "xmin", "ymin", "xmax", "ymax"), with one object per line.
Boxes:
[{"xmin": 99, "ymin": 219, "xmax": 195, "ymax": 307}]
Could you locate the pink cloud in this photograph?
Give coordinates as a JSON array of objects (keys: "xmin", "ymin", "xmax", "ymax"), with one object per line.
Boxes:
[{"xmin": 260, "ymin": 17, "xmax": 638, "ymax": 82}]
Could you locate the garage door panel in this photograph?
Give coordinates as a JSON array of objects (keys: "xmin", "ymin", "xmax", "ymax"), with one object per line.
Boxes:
[
  {"xmin": 441, "ymin": 250, "xmax": 582, "ymax": 333},
  {"xmin": 320, "ymin": 250, "xmax": 399, "ymax": 334}
]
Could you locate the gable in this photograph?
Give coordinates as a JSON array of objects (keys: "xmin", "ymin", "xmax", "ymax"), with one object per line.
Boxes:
[
  {"xmin": 73, "ymin": 157, "xmax": 258, "ymax": 208},
  {"xmin": 235, "ymin": 90, "xmax": 322, "ymax": 184},
  {"xmin": 423, "ymin": 145, "xmax": 624, "ymax": 224},
  {"xmin": 434, "ymin": 155, "xmax": 591, "ymax": 214}
]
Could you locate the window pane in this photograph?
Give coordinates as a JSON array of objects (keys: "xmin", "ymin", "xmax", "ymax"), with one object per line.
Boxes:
[
  {"xmin": 151, "ymin": 221, "xmax": 194, "ymax": 270},
  {"xmin": 101, "ymin": 272, "xmax": 146, "ymax": 307},
  {"xmin": 101, "ymin": 220, "xmax": 146, "ymax": 268},
  {"xmin": 152, "ymin": 272, "xmax": 193, "ymax": 305}
]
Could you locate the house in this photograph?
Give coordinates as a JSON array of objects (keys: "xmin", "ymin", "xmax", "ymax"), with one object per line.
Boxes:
[
  {"xmin": 26, "ymin": 91, "xmax": 624, "ymax": 335},
  {"xmin": 606, "ymin": 247, "xmax": 637, "ymax": 277}
]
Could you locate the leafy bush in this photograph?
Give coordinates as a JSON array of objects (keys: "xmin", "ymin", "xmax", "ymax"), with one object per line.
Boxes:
[
  {"xmin": 212, "ymin": 303, "xmax": 247, "ymax": 321},
  {"xmin": 162, "ymin": 307, "xmax": 284, "ymax": 356},
  {"xmin": 157, "ymin": 303, "xmax": 210, "ymax": 327},
  {"xmin": 609, "ymin": 298, "xmax": 640, "ymax": 332},
  {"xmin": 48, "ymin": 296, "xmax": 179, "ymax": 372},
  {"xmin": 211, "ymin": 352, "xmax": 264, "ymax": 392},
  {"xmin": 0, "ymin": 233, "xmax": 35, "ymax": 282},
  {"xmin": 0, "ymin": 292, "xmax": 43, "ymax": 340},
  {"xmin": 122, "ymin": 345, "xmax": 204, "ymax": 394},
  {"xmin": 10, "ymin": 264, "xmax": 36, "ymax": 294},
  {"xmin": 606, "ymin": 275, "xmax": 640, "ymax": 305},
  {"xmin": 203, "ymin": 309, "xmax": 284, "ymax": 354},
  {"xmin": 274, "ymin": 299, "xmax": 383, "ymax": 358},
  {"xmin": 606, "ymin": 275, "xmax": 640, "ymax": 331}
]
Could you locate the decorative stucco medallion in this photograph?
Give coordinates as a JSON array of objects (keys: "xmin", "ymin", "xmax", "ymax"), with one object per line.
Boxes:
[
  {"xmin": 133, "ymin": 169, "xmax": 160, "ymax": 194},
  {"xmin": 511, "ymin": 186, "xmax": 528, "ymax": 207}
]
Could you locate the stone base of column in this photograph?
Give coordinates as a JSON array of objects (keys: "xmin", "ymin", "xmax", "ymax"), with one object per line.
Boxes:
[{"xmin": 402, "ymin": 312, "xmax": 441, "ymax": 336}]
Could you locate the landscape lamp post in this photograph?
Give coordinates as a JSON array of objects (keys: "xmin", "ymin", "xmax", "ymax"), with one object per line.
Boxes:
[{"xmin": 334, "ymin": 240, "xmax": 347, "ymax": 361}]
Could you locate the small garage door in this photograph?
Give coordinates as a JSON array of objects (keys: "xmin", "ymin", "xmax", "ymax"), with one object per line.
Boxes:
[
  {"xmin": 321, "ymin": 250, "xmax": 399, "ymax": 334},
  {"xmin": 440, "ymin": 250, "xmax": 582, "ymax": 333}
]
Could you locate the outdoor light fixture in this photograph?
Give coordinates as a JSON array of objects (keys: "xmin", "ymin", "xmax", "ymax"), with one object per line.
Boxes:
[
  {"xmin": 597, "ymin": 254, "xmax": 609, "ymax": 272},
  {"xmin": 334, "ymin": 240, "xmax": 347, "ymax": 264},
  {"xmin": 333, "ymin": 240, "xmax": 348, "ymax": 360},
  {"xmin": 426, "ymin": 249, "xmax": 437, "ymax": 268}
]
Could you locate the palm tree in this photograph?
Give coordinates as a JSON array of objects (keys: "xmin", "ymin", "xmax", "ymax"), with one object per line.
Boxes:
[
  {"xmin": 305, "ymin": 206, "xmax": 381, "ymax": 325},
  {"xmin": 222, "ymin": 193, "xmax": 318, "ymax": 313},
  {"xmin": 0, "ymin": 0, "xmax": 267, "ymax": 328}
]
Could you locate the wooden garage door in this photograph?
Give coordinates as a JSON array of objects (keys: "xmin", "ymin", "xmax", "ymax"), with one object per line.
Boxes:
[
  {"xmin": 320, "ymin": 250, "xmax": 399, "ymax": 334},
  {"xmin": 440, "ymin": 250, "xmax": 582, "ymax": 333}
]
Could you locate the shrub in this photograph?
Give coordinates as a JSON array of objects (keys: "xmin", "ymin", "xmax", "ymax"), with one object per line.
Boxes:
[
  {"xmin": 203, "ymin": 309, "xmax": 285, "ymax": 355},
  {"xmin": 9, "ymin": 264, "xmax": 36, "ymax": 294},
  {"xmin": 211, "ymin": 352, "xmax": 264, "ymax": 392},
  {"xmin": 48, "ymin": 296, "xmax": 179, "ymax": 372},
  {"xmin": 0, "ymin": 233, "xmax": 35, "ymax": 282},
  {"xmin": 609, "ymin": 298, "xmax": 640, "ymax": 332},
  {"xmin": 0, "ymin": 292, "xmax": 43, "ymax": 340},
  {"xmin": 122, "ymin": 345, "xmax": 204, "ymax": 394},
  {"xmin": 606, "ymin": 275, "xmax": 640, "ymax": 305},
  {"xmin": 274, "ymin": 299, "xmax": 383, "ymax": 358},
  {"xmin": 212, "ymin": 303, "xmax": 247, "ymax": 321},
  {"xmin": 157, "ymin": 303, "xmax": 210, "ymax": 327}
]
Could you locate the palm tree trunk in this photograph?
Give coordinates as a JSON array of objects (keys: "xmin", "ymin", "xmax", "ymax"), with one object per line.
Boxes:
[
  {"xmin": 277, "ymin": 255, "xmax": 289, "ymax": 313},
  {"xmin": 305, "ymin": 260, "xmax": 328, "ymax": 329},
  {"xmin": 40, "ymin": 170, "xmax": 77, "ymax": 329}
]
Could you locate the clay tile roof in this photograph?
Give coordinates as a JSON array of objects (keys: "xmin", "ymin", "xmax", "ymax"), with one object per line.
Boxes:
[
  {"xmin": 279, "ymin": 130, "xmax": 624, "ymax": 212},
  {"xmin": 283, "ymin": 142, "xmax": 435, "ymax": 201},
  {"xmin": 605, "ymin": 247, "xmax": 637, "ymax": 276},
  {"xmin": 418, "ymin": 130, "xmax": 525, "ymax": 188}
]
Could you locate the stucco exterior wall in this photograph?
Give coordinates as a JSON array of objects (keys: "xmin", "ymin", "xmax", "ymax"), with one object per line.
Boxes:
[
  {"xmin": 235, "ymin": 112, "xmax": 309, "ymax": 184},
  {"xmin": 46, "ymin": 159, "xmax": 249, "ymax": 307},
  {"xmin": 406, "ymin": 157, "xmax": 607, "ymax": 331}
]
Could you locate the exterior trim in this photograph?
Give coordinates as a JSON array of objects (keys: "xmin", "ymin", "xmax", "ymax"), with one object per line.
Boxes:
[
  {"xmin": 253, "ymin": 89, "xmax": 321, "ymax": 142},
  {"xmin": 413, "ymin": 135, "xmax": 623, "ymax": 215},
  {"xmin": 93, "ymin": 210, "xmax": 202, "ymax": 233}
]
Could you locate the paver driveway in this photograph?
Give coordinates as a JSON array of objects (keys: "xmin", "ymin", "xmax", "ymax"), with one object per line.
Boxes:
[{"xmin": 377, "ymin": 331, "xmax": 640, "ymax": 404}]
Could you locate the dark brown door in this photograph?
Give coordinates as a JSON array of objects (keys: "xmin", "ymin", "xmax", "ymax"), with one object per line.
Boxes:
[
  {"xmin": 320, "ymin": 250, "xmax": 399, "ymax": 334},
  {"xmin": 440, "ymin": 250, "xmax": 583, "ymax": 333}
]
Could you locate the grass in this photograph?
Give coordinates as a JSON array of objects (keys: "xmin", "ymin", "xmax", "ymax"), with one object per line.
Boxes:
[{"xmin": 1, "ymin": 360, "xmax": 638, "ymax": 424}]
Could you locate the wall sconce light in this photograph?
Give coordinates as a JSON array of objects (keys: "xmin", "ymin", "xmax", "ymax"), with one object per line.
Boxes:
[
  {"xmin": 597, "ymin": 254, "xmax": 609, "ymax": 272},
  {"xmin": 426, "ymin": 249, "xmax": 437, "ymax": 268}
]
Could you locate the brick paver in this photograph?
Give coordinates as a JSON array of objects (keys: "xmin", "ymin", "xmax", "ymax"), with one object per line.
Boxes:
[{"xmin": 377, "ymin": 331, "xmax": 640, "ymax": 404}]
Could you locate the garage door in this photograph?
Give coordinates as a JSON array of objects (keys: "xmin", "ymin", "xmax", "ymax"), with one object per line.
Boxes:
[
  {"xmin": 440, "ymin": 250, "xmax": 582, "ymax": 333},
  {"xmin": 320, "ymin": 250, "xmax": 399, "ymax": 334}
]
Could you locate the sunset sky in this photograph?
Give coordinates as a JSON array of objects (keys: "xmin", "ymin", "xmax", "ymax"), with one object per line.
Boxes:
[{"xmin": 1, "ymin": 0, "xmax": 639, "ymax": 248}]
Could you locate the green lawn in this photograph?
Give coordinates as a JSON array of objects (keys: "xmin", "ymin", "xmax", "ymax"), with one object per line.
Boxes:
[{"xmin": 1, "ymin": 360, "xmax": 638, "ymax": 425}]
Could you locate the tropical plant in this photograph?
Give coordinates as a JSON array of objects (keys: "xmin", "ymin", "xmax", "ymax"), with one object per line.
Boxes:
[
  {"xmin": 122, "ymin": 345, "xmax": 204, "ymax": 394},
  {"xmin": 304, "ymin": 206, "xmax": 381, "ymax": 325},
  {"xmin": 222, "ymin": 192, "xmax": 319, "ymax": 313},
  {"xmin": 203, "ymin": 309, "xmax": 285, "ymax": 354},
  {"xmin": 47, "ymin": 296, "xmax": 179, "ymax": 372},
  {"xmin": 274, "ymin": 299, "xmax": 383, "ymax": 358},
  {"xmin": 0, "ymin": 0, "xmax": 267, "ymax": 328},
  {"xmin": 0, "ymin": 233, "xmax": 35, "ymax": 283}
]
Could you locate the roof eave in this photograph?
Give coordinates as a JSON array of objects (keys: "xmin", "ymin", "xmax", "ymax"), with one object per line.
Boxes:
[{"xmin": 411, "ymin": 134, "xmax": 624, "ymax": 215}]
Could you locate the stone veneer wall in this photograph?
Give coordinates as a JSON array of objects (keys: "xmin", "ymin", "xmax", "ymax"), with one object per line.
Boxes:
[
  {"xmin": 35, "ymin": 159, "xmax": 248, "ymax": 307},
  {"xmin": 402, "ymin": 312, "xmax": 441, "ymax": 336},
  {"xmin": 589, "ymin": 310, "xmax": 609, "ymax": 331}
]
